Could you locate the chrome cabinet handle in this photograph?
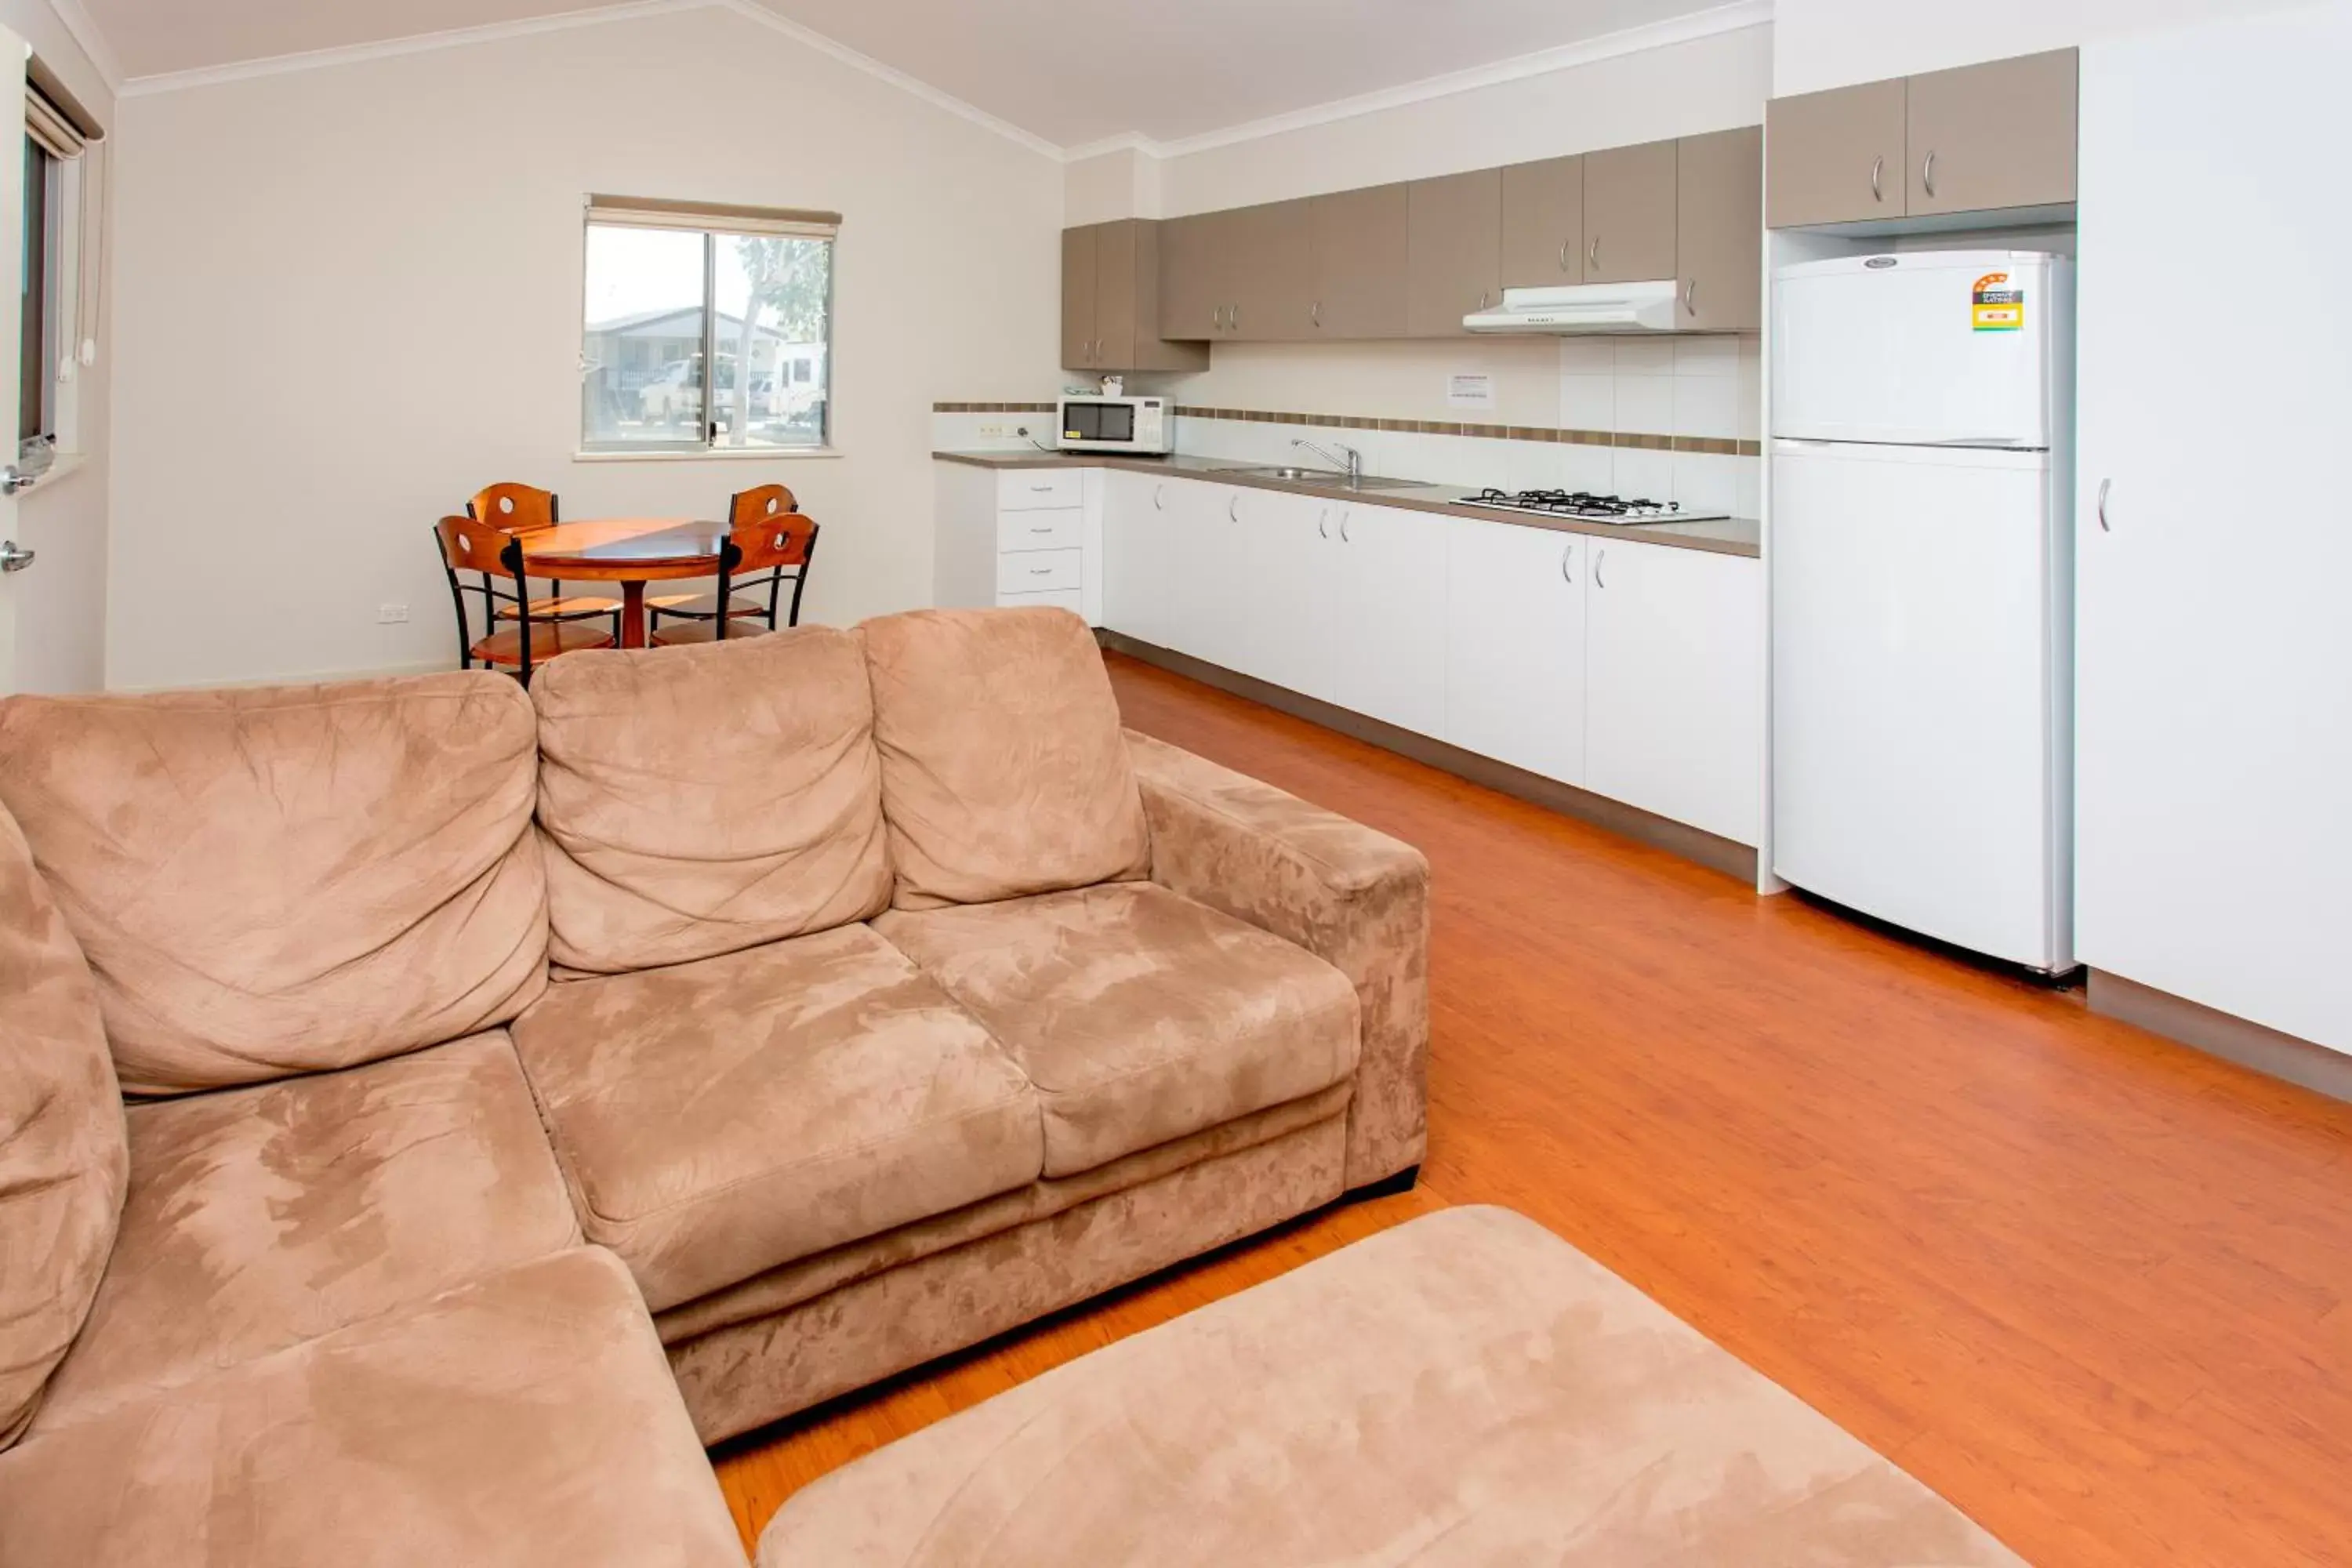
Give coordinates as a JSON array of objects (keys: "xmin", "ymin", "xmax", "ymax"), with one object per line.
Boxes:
[
  {"xmin": 1560, "ymin": 543, "xmax": 1573, "ymax": 583},
  {"xmin": 1588, "ymin": 236, "xmax": 1600, "ymax": 271},
  {"xmin": 1339, "ymin": 511, "xmax": 1352, "ymax": 543},
  {"xmin": 2096, "ymin": 477, "xmax": 2111, "ymax": 532},
  {"xmin": 1029, "ymin": 567, "xmax": 1053, "ymax": 576},
  {"xmin": 0, "ymin": 539, "xmax": 32, "ymax": 573},
  {"xmin": 1683, "ymin": 277, "xmax": 1697, "ymax": 317},
  {"xmin": 1922, "ymin": 150, "xmax": 1938, "ymax": 199},
  {"xmin": 1153, "ymin": 484, "xmax": 1167, "ymax": 511},
  {"xmin": 1316, "ymin": 508, "xmax": 1330, "ymax": 539},
  {"xmin": 1228, "ymin": 495, "xmax": 1240, "ymax": 522},
  {"xmin": 1311, "ymin": 300, "xmax": 1321, "ymax": 328},
  {"xmin": 1029, "ymin": 525, "xmax": 1054, "ymax": 533},
  {"xmin": 1478, "ymin": 289, "xmax": 1490, "ymax": 310},
  {"xmin": 1871, "ymin": 154, "xmax": 1884, "ymax": 203},
  {"xmin": 1594, "ymin": 549, "xmax": 1606, "ymax": 589},
  {"xmin": 1559, "ymin": 239, "xmax": 1572, "ymax": 273}
]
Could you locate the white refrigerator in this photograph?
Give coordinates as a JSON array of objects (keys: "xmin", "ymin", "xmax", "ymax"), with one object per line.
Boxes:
[{"xmin": 1769, "ymin": 250, "xmax": 2074, "ymax": 971}]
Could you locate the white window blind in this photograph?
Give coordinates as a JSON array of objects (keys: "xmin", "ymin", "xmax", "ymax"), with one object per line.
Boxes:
[{"xmin": 585, "ymin": 195, "xmax": 840, "ymax": 241}]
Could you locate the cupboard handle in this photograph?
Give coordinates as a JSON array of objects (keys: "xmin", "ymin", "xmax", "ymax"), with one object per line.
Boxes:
[
  {"xmin": 1594, "ymin": 549, "xmax": 1606, "ymax": 589},
  {"xmin": 1560, "ymin": 543, "xmax": 1573, "ymax": 583},
  {"xmin": 1230, "ymin": 303, "xmax": 1240, "ymax": 332},
  {"xmin": 1029, "ymin": 568, "xmax": 1053, "ymax": 576},
  {"xmin": 1588, "ymin": 236, "xmax": 1600, "ymax": 271},
  {"xmin": 1339, "ymin": 511, "xmax": 1352, "ymax": 543},
  {"xmin": 1228, "ymin": 495, "xmax": 1240, "ymax": 522},
  {"xmin": 1871, "ymin": 154, "xmax": 1884, "ymax": 203},
  {"xmin": 1311, "ymin": 300, "xmax": 1321, "ymax": 328},
  {"xmin": 1559, "ymin": 239, "xmax": 1571, "ymax": 273},
  {"xmin": 2096, "ymin": 477, "xmax": 2111, "ymax": 532},
  {"xmin": 1682, "ymin": 277, "xmax": 1697, "ymax": 317},
  {"xmin": 1317, "ymin": 508, "xmax": 1330, "ymax": 539},
  {"xmin": 1922, "ymin": 150, "xmax": 1938, "ymax": 199},
  {"xmin": 1152, "ymin": 485, "xmax": 1167, "ymax": 510}
]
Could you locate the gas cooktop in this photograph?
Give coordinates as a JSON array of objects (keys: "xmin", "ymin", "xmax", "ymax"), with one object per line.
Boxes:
[{"xmin": 1458, "ymin": 488, "xmax": 1728, "ymax": 524}]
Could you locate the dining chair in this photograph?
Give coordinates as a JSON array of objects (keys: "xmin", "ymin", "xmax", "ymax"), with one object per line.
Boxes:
[
  {"xmin": 465, "ymin": 482, "xmax": 623, "ymax": 631},
  {"xmin": 434, "ymin": 516, "xmax": 613, "ymax": 684},
  {"xmin": 648, "ymin": 512, "xmax": 815, "ymax": 647},
  {"xmin": 647, "ymin": 485, "xmax": 818, "ymax": 636}
]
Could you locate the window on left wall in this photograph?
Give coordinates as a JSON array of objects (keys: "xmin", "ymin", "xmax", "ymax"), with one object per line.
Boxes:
[
  {"xmin": 579, "ymin": 196, "xmax": 838, "ymax": 456},
  {"xmin": 20, "ymin": 70, "xmax": 100, "ymax": 461}
]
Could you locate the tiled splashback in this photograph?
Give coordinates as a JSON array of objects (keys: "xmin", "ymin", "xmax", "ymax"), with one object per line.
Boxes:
[{"xmin": 934, "ymin": 334, "xmax": 1763, "ymax": 518}]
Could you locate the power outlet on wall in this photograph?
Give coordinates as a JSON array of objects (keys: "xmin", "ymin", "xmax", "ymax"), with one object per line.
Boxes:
[
  {"xmin": 377, "ymin": 604, "xmax": 409, "ymax": 624},
  {"xmin": 975, "ymin": 423, "xmax": 1006, "ymax": 438}
]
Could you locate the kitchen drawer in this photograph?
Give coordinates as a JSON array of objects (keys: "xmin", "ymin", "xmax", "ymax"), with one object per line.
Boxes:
[
  {"xmin": 997, "ymin": 548, "xmax": 1083, "ymax": 595},
  {"xmin": 997, "ymin": 470, "xmax": 1084, "ymax": 511},
  {"xmin": 997, "ymin": 508, "xmax": 1081, "ymax": 552},
  {"xmin": 996, "ymin": 586, "xmax": 1086, "ymax": 615}
]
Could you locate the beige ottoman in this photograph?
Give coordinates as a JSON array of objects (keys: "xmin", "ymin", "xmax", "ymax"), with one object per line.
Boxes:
[{"xmin": 759, "ymin": 1206, "xmax": 2024, "ymax": 1566}]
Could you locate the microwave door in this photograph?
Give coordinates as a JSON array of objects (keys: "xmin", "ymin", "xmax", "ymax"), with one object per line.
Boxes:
[{"xmin": 1095, "ymin": 404, "xmax": 1134, "ymax": 444}]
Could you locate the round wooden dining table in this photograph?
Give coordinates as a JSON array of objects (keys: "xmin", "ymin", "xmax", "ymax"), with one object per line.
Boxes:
[{"xmin": 520, "ymin": 517, "xmax": 728, "ymax": 650}]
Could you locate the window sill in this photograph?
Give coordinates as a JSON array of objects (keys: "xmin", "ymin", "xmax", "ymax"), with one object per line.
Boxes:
[
  {"xmin": 572, "ymin": 446, "xmax": 842, "ymax": 463},
  {"xmin": 22, "ymin": 450, "xmax": 90, "ymax": 493}
]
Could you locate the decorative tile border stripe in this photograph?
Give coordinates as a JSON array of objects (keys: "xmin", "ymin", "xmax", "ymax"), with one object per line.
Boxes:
[{"xmin": 934, "ymin": 401, "xmax": 1759, "ymax": 457}]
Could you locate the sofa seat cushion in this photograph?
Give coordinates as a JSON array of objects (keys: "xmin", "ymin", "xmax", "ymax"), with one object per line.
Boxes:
[
  {"xmin": 0, "ymin": 673, "xmax": 547, "ymax": 1095},
  {"xmin": 0, "ymin": 1248, "xmax": 746, "ymax": 1568},
  {"xmin": 34, "ymin": 1030, "xmax": 581, "ymax": 1432},
  {"xmin": 874, "ymin": 883, "xmax": 1361, "ymax": 1179},
  {"xmin": 510, "ymin": 923, "xmax": 1044, "ymax": 1312},
  {"xmin": 532, "ymin": 626, "xmax": 892, "ymax": 975},
  {"xmin": 861, "ymin": 608, "xmax": 1152, "ymax": 910}
]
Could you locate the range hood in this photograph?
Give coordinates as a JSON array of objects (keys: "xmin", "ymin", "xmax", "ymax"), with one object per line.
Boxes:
[{"xmin": 1464, "ymin": 281, "xmax": 1680, "ymax": 334}]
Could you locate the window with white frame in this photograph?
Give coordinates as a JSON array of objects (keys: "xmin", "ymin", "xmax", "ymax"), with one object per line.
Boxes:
[{"xmin": 580, "ymin": 196, "xmax": 837, "ymax": 454}]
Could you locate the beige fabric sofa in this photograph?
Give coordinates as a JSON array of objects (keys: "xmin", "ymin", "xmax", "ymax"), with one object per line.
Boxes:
[{"xmin": 0, "ymin": 607, "xmax": 1429, "ymax": 1564}]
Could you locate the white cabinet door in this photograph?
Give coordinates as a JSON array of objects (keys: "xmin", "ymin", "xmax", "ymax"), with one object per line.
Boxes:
[
  {"xmin": 1234, "ymin": 488, "xmax": 1338, "ymax": 699},
  {"xmin": 2075, "ymin": 13, "xmax": 2352, "ymax": 1051},
  {"xmin": 1162, "ymin": 481, "xmax": 1241, "ymax": 669},
  {"xmin": 1099, "ymin": 470, "xmax": 1168, "ymax": 645},
  {"xmin": 1444, "ymin": 519, "xmax": 1587, "ymax": 784},
  {"xmin": 1330, "ymin": 503, "xmax": 1448, "ymax": 740},
  {"xmin": 1585, "ymin": 539, "xmax": 1760, "ymax": 845}
]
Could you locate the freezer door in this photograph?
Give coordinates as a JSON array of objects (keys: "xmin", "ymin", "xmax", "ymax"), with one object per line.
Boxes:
[
  {"xmin": 1771, "ymin": 441, "xmax": 2070, "ymax": 969},
  {"xmin": 1772, "ymin": 252, "xmax": 2060, "ymax": 447}
]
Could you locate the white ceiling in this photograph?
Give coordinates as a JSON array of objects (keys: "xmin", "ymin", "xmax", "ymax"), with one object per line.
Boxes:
[{"xmin": 90, "ymin": 0, "xmax": 1737, "ymax": 148}]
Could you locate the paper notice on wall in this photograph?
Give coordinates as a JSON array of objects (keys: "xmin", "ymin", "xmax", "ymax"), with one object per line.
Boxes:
[
  {"xmin": 1972, "ymin": 272, "xmax": 2025, "ymax": 332},
  {"xmin": 1446, "ymin": 373, "xmax": 1496, "ymax": 410}
]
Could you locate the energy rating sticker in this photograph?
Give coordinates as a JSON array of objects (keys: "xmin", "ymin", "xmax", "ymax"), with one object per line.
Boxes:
[{"xmin": 1973, "ymin": 272, "xmax": 2025, "ymax": 332}]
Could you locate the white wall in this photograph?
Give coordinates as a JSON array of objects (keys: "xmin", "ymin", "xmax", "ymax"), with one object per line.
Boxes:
[
  {"xmin": 107, "ymin": 4, "xmax": 1062, "ymax": 690},
  {"xmin": 4, "ymin": 0, "xmax": 113, "ymax": 694},
  {"xmin": 1770, "ymin": 0, "xmax": 2318, "ymax": 94}
]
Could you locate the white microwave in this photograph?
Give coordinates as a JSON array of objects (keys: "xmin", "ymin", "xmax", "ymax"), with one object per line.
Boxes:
[{"xmin": 1057, "ymin": 395, "xmax": 1173, "ymax": 455}]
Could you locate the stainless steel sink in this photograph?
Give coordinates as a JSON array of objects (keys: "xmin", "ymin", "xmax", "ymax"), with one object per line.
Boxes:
[{"xmin": 1211, "ymin": 464, "xmax": 1423, "ymax": 491}]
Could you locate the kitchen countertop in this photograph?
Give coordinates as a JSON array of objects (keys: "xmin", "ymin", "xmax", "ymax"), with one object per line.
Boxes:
[{"xmin": 934, "ymin": 449, "xmax": 1760, "ymax": 559}]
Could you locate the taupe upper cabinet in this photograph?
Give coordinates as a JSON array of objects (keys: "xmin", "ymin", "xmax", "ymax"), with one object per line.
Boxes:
[
  {"xmin": 1499, "ymin": 154, "xmax": 1584, "ymax": 289},
  {"xmin": 1406, "ymin": 169, "xmax": 1501, "ymax": 337},
  {"xmin": 1310, "ymin": 183, "xmax": 1410, "ymax": 338},
  {"xmin": 1766, "ymin": 78, "xmax": 1907, "ymax": 227},
  {"xmin": 1583, "ymin": 140, "xmax": 1677, "ymax": 285},
  {"xmin": 1064, "ymin": 218, "xmax": 1209, "ymax": 371},
  {"xmin": 1156, "ymin": 212, "xmax": 1228, "ymax": 341},
  {"xmin": 1766, "ymin": 48, "xmax": 2078, "ymax": 228},
  {"xmin": 1228, "ymin": 200, "xmax": 1316, "ymax": 342},
  {"xmin": 1675, "ymin": 127, "xmax": 1762, "ymax": 331},
  {"xmin": 1905, "ymin": 49, "xmax": 2078, "ymax": 216}
]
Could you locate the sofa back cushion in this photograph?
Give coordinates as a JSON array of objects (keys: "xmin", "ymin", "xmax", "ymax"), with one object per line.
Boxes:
[
  {"xmin": 0, "ymin": 802, "xmax": 128, "ymax": 1448},
  {"xmin": 531, "ymin": 628, "xmax": 892, "ymax": 973},
  {"xmin": 862, "ymin": 608, "xmax": 1150, "ymax": 910},
  {"xmin": 0, "ymin": 674, "xmax": 547, "ymax": 1094}
]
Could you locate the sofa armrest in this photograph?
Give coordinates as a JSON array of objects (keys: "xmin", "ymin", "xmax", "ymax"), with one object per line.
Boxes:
[{"xmin": 1124, "ymin": 730, "xmax": 1429, "ymax": 1189}]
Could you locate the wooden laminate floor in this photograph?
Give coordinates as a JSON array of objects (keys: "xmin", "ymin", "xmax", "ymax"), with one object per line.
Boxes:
[{"xmin": 715, "ymin": 652, "xmax": 2352, "ymax": 1566}]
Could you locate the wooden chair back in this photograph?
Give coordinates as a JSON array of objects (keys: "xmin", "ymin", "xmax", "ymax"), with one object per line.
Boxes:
[
  {"xmin": 710, "ymin": 514, "xmax": 821, "ymax": 641},
  {"xmin": 467, "ymin": 482, "xmax": 558, "ymax": 534},
  {"xmin": 727, "ymin": 483, "xmax": 798, "ymax": 528},
  {"xmin": 434, "ymin": 516, "xmax": 541, "ymax": 678}
]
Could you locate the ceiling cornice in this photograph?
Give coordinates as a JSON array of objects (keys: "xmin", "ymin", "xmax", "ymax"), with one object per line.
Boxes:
[
  {"xmin": 113, "ymin": 0, "xmax": 1773, "ymax": 169},
  {"xmin": 45, "ymin": 0, "xmax": 126, "ymax": 95}
]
